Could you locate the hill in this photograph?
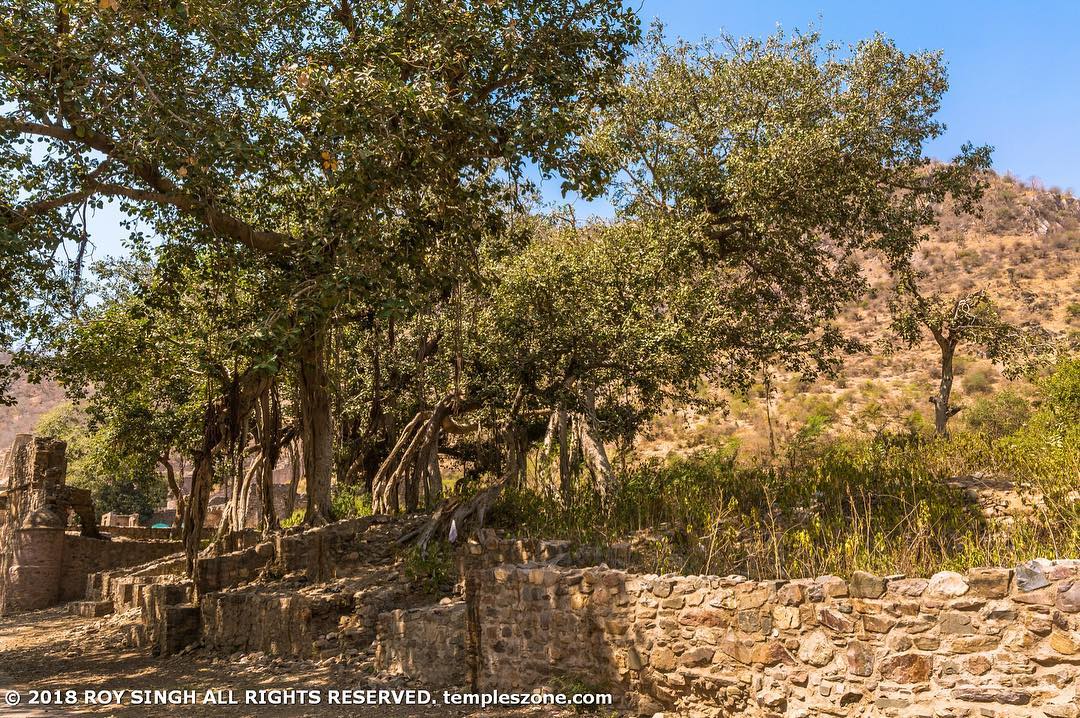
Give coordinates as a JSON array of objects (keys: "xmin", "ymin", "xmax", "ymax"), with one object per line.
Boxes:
[
  {"xmin": 640, "ymin": 172, "xmax": 1080, "ymax": 459},
  {"xmin": 0, "ymin": 358, "xmax": 66, "ymax": 450}
]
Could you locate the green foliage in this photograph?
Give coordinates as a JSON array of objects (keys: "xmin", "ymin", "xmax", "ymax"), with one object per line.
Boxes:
[
  {"xmin": 1040, "ymin": 357, "xmax": 1080, "ymax": 428},
  {"xmin": 479, "ymin": 220, "xmax": 731, "ymax": 439},
  {"xmin": 330, "ymin": 482, "xmax": 372, "ymax": 520},
  {"xmin": 1002, "ymin": 358, "xmax": 1080, "ymax": 527},
  {"xmin": 585, "ymin": 25, "xmax": 991, "ymax": 394},
  {"xmin": 403, "ymin": 541, "xmax": 455, "ymax": 596},
  {"xmin": 964, "ymin": 390, "xmax": 1031, "ymax": 438},
  {"xmin": 35, "ymin": 403, "xmax": 166, "ymax": 520},
  {"xmin": 497, "ymin": 357, "xmax": 1080, "ymax": 578},
  {"xmin": 497, "ymin": 439, "xmax": 984, "ymax": 578},
  {"xmin": 280, "ymin": 509, "xmax": 305, "ymax": 530}
]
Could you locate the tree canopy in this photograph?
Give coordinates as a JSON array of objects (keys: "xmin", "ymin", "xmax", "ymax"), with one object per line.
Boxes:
[{"xmin": 1, "ymin": 9, "xmax": 1002, "ymax": 569}]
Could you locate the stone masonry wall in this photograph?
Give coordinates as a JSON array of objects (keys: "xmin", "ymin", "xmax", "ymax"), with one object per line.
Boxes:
[
  {"xmin": 375, "ymin": 602, "xmax": 468, "ymax": 687},
  {"xmin": 468, "ymin": 560, "xmax": 1080, "ymax": 717},
  {"xmin": 457, "ymin": 532, "xmax": 640, "ymax": 581},
  {"xmin": 60, "ymin": 535, "xmax": 181, "ymax": 602},
  {"xmin": 195, "ymin": 517, "xmax": 382, "ymax": 595}
]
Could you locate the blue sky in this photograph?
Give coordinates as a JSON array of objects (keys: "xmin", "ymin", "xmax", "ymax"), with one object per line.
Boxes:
[
  {"xmin": 541, "ymin": 0, "xmax": 1080, "ymax": 213},
  {"xmin": 87, "ymin": 1, "xmax": 1080, "ymax": 258}
]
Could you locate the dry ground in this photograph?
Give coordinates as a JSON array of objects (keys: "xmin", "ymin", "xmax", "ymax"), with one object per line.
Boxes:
[{"xmin": 0, "ymin": 607, "xmax": 605, "ymax": 718}]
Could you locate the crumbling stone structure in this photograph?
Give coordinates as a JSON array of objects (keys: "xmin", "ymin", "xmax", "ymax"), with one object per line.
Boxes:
[
  {"xmin": 101, "ymin": 512, "xmax": 140, "ymax": 528},
  {"xmin": 57, "ymin": 520, "xmax": 1080, "ymax": 716},
  {"xmin": 1, "ymin": 434, "xmax": 180, "ymax": 614},
  {"xmin": 362, "ymin": 536, "xmax": 1080, "ymax": 717}
]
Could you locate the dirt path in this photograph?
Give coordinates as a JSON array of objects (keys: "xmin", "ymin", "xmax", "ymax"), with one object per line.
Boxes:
[{"xmin": 0, "ymin": 608, "xmax": 603, "ymax": 718}]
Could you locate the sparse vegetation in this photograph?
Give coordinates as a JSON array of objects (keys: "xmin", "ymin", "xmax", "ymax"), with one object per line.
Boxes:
[
  {"xmin": 403, "ymin": 541, "xmax": 455, "ymax": 596},
  {"xmin": 493, "ymin": 359, "xmax": 1079, "ymax": 579}
]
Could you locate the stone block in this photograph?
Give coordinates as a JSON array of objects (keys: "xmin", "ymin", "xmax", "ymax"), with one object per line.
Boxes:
[
  {"xmin": 70, "ymin": 599, "xmax": 114, "ymax": 617},
  {"xmin": 849, "ymin": 571, "xmax": 886, "ymax": 599}
]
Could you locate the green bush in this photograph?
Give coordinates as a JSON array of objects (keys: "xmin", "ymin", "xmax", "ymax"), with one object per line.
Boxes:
[
  {"xmin": 495, "ymin": 438, "xmax": 988, "ymax": 579},
  {"xmin": 331, "ymin": 482, "xmax": 372, "ymax": 520},
  {"xmin": 495, "ymin": 356, "xmax": 1080, "ymax": 579},
  {"xmin": 1002, "ymin": 358, "xmax": 1080, "ymax": 533},
  {"xmin": 403, "ymin": 541, "xmax": 455, "ymax": 595},
  {"xmin": 280, "ymin": 509, "xmax": 304, "ymax": 529},
  {"xmin": 35, "ymin": 403, "xmax": 166, "ymax": 521},
  {"xmin": 964, "ymin": 390, "xmax": 1031, "ymax": 439},
  {"xmin": 963, "ymin": 365, "xmax": 996, "ymax": 394}
]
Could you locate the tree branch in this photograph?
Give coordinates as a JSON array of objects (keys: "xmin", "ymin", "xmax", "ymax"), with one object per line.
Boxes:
[{"xmin": 0, "ymin": 116, "xmax": 294, "ymax": 254}]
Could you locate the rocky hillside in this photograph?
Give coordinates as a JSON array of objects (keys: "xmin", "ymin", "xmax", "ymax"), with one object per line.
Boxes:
[
  {"xmin": 642, "ymin": 172, "xmax": 1080, "ymax": 459},
  {"xmin": 0, "ymin": 357, "xmax": 66, "ymax": 450}
]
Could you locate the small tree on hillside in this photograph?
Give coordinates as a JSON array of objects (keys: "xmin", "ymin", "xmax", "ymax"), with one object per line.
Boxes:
[{"xmin": 888, "ymin": 274, "xmax": 1053, "ymax": 436}]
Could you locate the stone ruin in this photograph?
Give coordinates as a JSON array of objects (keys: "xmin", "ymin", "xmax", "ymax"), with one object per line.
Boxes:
[
  {"xmin": 1, "ymin": 434, "xmax": 180, "ymax": 614},
  {"xmin": 7, "ymin": 438, "xmax": 1080, "ymax": 716},
  {"xmin": 0, "ymin": 433, "xmax": 98, "ymax": 538},
  {"xmin": 75, "ymin": 525, "xmax": 1080, "ymax": 717},
  {"xmin": 101, "ymin": 512, "xmax": 141, "ymax": 528}
]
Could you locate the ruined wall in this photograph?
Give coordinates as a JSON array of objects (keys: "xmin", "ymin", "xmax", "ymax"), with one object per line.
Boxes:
[
  {"xmin": 97, "ymin": 526, "xmax": 240, "ymax": 542},
  {"xmin": 194, "ymin": 516, "xmax": 420, "ymax": 659},
  {"xmin": 60, "ymin": 535, "xmax": 182, "ymax": 602},
  {"xmin": 458, "ymin": 532, "xmax": 641, "ymax": 579},
  {"xmin": 5, "ymin": 528, "xmax": 66, "ymax": 610},
  {"xmin": 467, "ymin": 561, "xmax": 1080, "ymax": 717},
  {"xmin": 199, "ymin": 589, "xmax": 322, "ymax": 657},
  {"xmin": 194, "ymin": 516, "xmax": 392, "ymax": 595},
  {"xmin": 1, "ymin": 434, "xmax": 189, "ymax": 612},
  {"xmin": 2, "ymin": 436, "xmax": 69, "ymax": 611},
  {"xmin": 375, "ymin": 602, "xmax": 467, "ymax": 687}
]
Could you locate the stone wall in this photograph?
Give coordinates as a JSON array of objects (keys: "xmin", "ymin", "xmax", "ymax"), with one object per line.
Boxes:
[
  {"xmin": 457, "ymin": 531, "xmax": 640, "ymax": 581},
  {"xmin": 195, "ymin": 516, "xmax": 421, "ymax": 659},
  {"xmin": 4, "ymin": 527, "xmax": 65, "ymax": 610},
  {"xmin": 466, "ymin": 560, "xmax": 1080, "ymax": 717},
  {"xmin": 195, "ymin": 516, "xmax": 390, "ymax": 595},
  {"xmin": 2, "ymin": 434, "xmax": 181, "ymax": 612},
  {"xmin": 375, "ymin": 602, "xmax": 467, "ymax": 688},
  {"xmin": 96, "ymin": 525, "xmax": 245, "ymax": 542},
  {"xmin": 100, "ymin": 512, "xmax": 140, "ymax": 527},
  {"xmin": 199, "ymin": 588, "xmax": 347, "ymax": 657},
  {"xmin": 60, "ymin": 535, "xmax": 182, "ymax": 602}
]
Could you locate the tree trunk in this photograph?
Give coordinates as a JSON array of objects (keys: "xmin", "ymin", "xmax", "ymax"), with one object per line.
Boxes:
[
  {"xmin": 763, "ymin": 367, "xmax": 777, "ymax": 460},
  {"xmin": 158, "ymin": 456, "xmax": 185, "ymax": 530},
  {"xmin": 299, "ymin": 322, "xmax": 334, "ymax": 524},
  {"xmin": 182, "ymin": 451, "xmax": 214, "ymax": 579},
  {"xmin": 932, "ymin": 338, "xmax": 959, "ymax": 437},
  {"xmin": 371, "ymin": 396, "xmax": 456, "ymax": 514},
  {"xmin": 181, "ymin": 372, "xmax": 272, "ymax": 582},
  {"xmin": 285, "ymin": 440, "xmax": 301, "ymax": 519},
  {"xmin": 578, "ymin": 387, "xmax": 614, "ymax": 498},
  {"xmin": 556, "ymin": 409, "xmax": 572, "ymax": 499},
  {"xmin": 256, "ymin": 388, "xmax": 280, "ymax": 533}
]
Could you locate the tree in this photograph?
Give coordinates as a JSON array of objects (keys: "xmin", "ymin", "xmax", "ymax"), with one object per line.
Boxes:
[
  {"xmin": 353, "ymin": 25, "xmax": 998, "ymax": 527},
  {"xmin": 581, "ymin": 25, "xmax": 993, "ymax": 391},
  {"xmin": 34, "ymin": 403, "xmax": 167, "ymax": 521},
  {"xmin": 888, "ymin": 275, "xmax": 1055, "ymax": 436},
  {"xmin": 476, "ymin": 219, "xmax": 731, "ymax": 498},
  {"xmin": 2, "ymin": 0, "xmax": 639, "ymax": 571}
]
